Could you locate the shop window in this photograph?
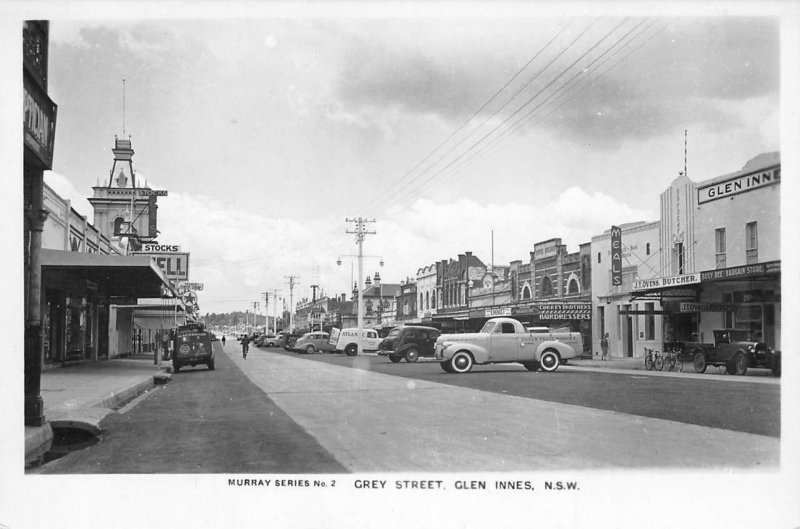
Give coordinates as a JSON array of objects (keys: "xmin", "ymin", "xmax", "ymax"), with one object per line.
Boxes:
[
  {"xmin": 746, "ymin": 222, "xmax": 758, "ymax": 264},
  {"xmin": 715, "ymin": 228, "xmax": 727, "ymax": 269},
  {"xmin": 645, "ymin": 302, "xmax": 655, "ymax": 340}
]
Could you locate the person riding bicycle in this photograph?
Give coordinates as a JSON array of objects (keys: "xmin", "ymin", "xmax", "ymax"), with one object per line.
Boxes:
[{"xmin": 241, "ymin": 334, "xmax": 250, "ymax": 359}]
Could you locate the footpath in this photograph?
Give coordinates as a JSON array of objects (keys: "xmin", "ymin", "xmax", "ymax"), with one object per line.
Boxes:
[{"xmin": 24, "ymin": 354, "xmax": 172, "ymax": 467}]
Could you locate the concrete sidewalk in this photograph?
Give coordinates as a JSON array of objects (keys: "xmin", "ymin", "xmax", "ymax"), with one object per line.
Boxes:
[{"xmin": 25, "ymin": 356, "xmax": 171, "ymax": 467}]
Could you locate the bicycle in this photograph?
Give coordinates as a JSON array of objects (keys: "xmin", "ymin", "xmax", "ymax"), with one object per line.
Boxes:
[
  {"xmin": 662, "ymin": 346, "xmax": 684, "ymax": 372},
  {"xmin": 242, "ymin": 342, "xmax": 249, "ymax": 360},
  {"xmin": 643, "ymin": 347, "xmax": 664, "ymax": 371}
]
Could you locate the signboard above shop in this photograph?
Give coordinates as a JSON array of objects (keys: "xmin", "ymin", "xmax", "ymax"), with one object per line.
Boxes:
[
  {"xmin": 697, "ymin": 165, "xmax": 780, "ymax": 204},
  {"xmin": 133, "ymin": 251, "xmax": 189, "ymax": 282},
  {"xmin": 633, "ymin": 273, "xmax": 700, "ymax": 291}
]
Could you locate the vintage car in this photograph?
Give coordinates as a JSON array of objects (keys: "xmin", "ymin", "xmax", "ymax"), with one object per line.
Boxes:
[
  {"xmin": 172, "ymin": 322, "xmax": 215, "ymax": 373},
  {"xmin": 378, "ymin": 326, "xmax": 441, "ymax": 363},
  {"xmin": 434, "ymin": 317, "xmax": 583, "ymax": 374},
  {"xmin": 666, "ymin": 329, "xmax": 780, "ymax": 376},
  {"xmin": 289, "ymin": 332, "xmax": 336, "ymax": 354},
  {"xmin": 329, "ymin": 327, "xmax": 382, "ymax": 356}
]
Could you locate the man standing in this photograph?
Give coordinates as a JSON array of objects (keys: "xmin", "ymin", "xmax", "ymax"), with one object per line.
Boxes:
[
  {"xmin": 601, "ymin": 333, "xmax": 609, "ymax": 361},
  {"xmin": 241, "ymin": 334, "xmax": 250, "ymax": 359}
]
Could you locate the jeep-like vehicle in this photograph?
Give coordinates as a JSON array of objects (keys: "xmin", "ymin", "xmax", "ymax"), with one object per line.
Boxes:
[
  {"xmin": 378, "ymin": 326, "xmax": 441, "ymax": 363},
  {"xmin": 434, "ymin": 317, "xmax": 583, "ymax": 374},
  {"xmin": 666, "ymin": 329, "xmax": 780, "ymax": 376},
  {"xmin": 172, "ymin": 322, "xmax": 215, "ymax": 372}
]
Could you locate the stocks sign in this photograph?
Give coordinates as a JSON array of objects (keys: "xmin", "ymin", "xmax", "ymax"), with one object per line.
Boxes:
[{"xmin": 611, "ymin": 225, "xmax": 622, "ymax": 287}]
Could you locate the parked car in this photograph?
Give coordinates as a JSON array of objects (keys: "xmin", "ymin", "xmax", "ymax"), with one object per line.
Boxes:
[
  {"xmin": 257, "ymin": 334, "xmax": 279, "ymax": 347},
  {"xmin": 290, "ymin": 332, "xmax": 336, "ymax": 354},
  {"xmin": 172, "ymin": 322, "xmax": 215, "ymax": 373},
  {"xmin": 665, "ymin": 329, "xmax": 780, "ymax": 376},
  {"xmin": 329, "ymin": 327, "xmax": 382, "ymax": 356},
  {"xmin": 378, "ymin": 326, "xmax": 441, "ymax": 363},
  {"xmin": 434, "ymin": 317, "xmax": 583, "ymax": 374}
]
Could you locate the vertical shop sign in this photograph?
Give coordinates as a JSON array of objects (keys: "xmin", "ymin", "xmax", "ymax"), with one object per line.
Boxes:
[{"xmin": 611, "ymin": 225, "xmax": 622, "ymax": 286}]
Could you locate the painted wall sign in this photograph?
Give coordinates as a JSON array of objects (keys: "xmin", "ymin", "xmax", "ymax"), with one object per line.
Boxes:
[
  {"xmin": 610, "ymin": 226, "xmax": 622, "ymax": 286},
  {"xmin": 633, "ymin": 274, "xmax": 700, "ymax": 291},
  {"xmin": 106, "ymin": 188, "xmax": 168, "ymax": 197},
  {"xmin": 697, "ymin": 166, "xmax": 780, "ymax": 204},
  {"xmin": 700, "ymin": 262, "xmax": 779, "ymax": 282}
]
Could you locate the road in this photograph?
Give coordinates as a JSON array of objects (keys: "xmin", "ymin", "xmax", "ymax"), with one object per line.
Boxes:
[
  {"xmin": 38, "ymin": 342, "xmax": 347, "ymax": 474},
  {"xmin": 38, "ymin": 341, "xmax": 780, "ymax": 473},
  {"xmin": 267, "ymin": 346, "xmax": 781, "ymax": 437}
]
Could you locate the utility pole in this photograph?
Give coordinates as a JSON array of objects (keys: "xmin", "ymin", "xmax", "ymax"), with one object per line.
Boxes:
[
  {"xmin": 261, "ymin": 291, "xmax": 269, "ymax": 334},
  {"xmin": 270, "ymin": 289, "xmax": 281, "ymax": 335},
  {"xmin": 284, "ymin": 275, "xmax": 299, "ymax": 332},
  {"xmin": 346, "ymin": 217, "xmax": 376, "ymax": 354},
  {"xmin": 252, "ymin": 301, "xmax": 260, "ymax": 332}
]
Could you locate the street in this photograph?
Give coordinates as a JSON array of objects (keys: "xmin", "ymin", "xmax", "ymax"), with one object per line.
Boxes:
[{"xmin": 38, "ymin": 341, "xmax": 779, "ymax": 473}]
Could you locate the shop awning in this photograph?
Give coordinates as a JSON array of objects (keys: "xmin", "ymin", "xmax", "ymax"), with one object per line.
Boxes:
[{"xmin": 40, "ymin": 249, "xmax": 178, "ymax": 299}]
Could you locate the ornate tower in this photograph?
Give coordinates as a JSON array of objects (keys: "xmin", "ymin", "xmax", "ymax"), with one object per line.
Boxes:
[{"xmin": 88, "ymin": 136, "xmax": 162, "ymax": 252}]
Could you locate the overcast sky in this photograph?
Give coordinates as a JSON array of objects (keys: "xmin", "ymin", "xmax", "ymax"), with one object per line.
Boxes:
[{"xmin": 26, "ymin": 7, "xmax": 782, "ymax": 315}]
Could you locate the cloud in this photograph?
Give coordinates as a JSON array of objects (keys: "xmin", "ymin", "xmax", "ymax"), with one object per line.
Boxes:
[{"xmin": 44, "ymin": 171, "xmax": 93, "ymax": 218}]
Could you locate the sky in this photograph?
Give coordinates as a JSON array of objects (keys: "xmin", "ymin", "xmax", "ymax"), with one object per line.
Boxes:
[{"xmin": 21, "ymin": 6, "xmax": 784, "ymax": 315}]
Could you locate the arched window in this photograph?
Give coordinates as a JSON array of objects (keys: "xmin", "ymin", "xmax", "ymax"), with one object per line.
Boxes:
[
  {"xmin": 541, "ymin": 276, "xmax": 553, "ymax": 297},
  {"xmin": 432, "ymin": 291, "xmax": 437, "ymax": 309},
  {"xmin": 113, "ymin": 217, "xmax": 126, "ymax": 236},
  {"xmin": 568, "ymin": 277, "xmax": 580, "ymax": 294},
  {"xmin": 420, "ymin": 293, "xmax": 424, "ymax": 310},
  {"xmin": 425, "ymin": 291, "xmax": 429, "ymax": 310},
  {"xmin": 521, "ymin": 284, "xmax": 531, "ymax": 300}
]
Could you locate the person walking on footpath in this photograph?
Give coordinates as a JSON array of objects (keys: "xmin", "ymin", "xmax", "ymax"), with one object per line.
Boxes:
[
  {"xmin": 221, "ymin": 335, "xmax": 226, "ymax": 347},
  {"xmin": 241, "ymin": 334, "xmax": 250, "ymax": 359},
  {"xmin": 601, "ymin": 333, "xmax": 609, "ymax": 361}
]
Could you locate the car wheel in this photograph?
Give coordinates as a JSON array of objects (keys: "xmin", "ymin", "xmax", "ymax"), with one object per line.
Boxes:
[
  {"xmin": 306, "ymin": 345, "xmax": 316, "ymax": 354},
  {"xmin": 693, "ymin": 351, "xmax": 707, "ymax": 373},
  {"xmin": 539, "ymin": 350, "xmax": 560, "ymax": 372},
  {"xmin": 440, "ymin": 361, "xmax": 453, "ymax": 373},
  {"xmin": 449, "ymin": 351, "xmax": 473, "ymax": 374},
  {"xmin": 208, "ymin": 359, "xmax": 215, "ymax": 370},
  {"xmin": 389, "ymin": 355, "xmax": 402, "ymax": 363},
  {"xmin": 267, "ymin": 342, "xmax": 275, "ymax": 347},
  {"xmin": 730, "ymin": 352, "xmax": 748, "ymax": 376},
  {"xmin": 405, "ymin": 348, "xmax": 419, "ymax": 363},
  {"xmin": 522, "ymin": 361, "xmax": 540, "ymax": 371},
  {"xmin": 345, "ymin": 343, "xmax": 358, "ymax": 356}
]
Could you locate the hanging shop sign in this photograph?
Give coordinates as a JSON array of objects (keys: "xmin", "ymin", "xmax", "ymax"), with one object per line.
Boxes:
[
  {"xmin": 142, "ymin": 243, "xmax": 181, "ymax": 253},
  {"xmin": 697, "ymin": 166, "xmax": 780, "ymax": 204},
  {"xmin": 24, "ymin": 76, "xmax": 57, "ymax": 169},
  {"xmin": 134, "ymin": 252, "xmax": 190, "ymax": 281},
  {"xmin": 633, "ymin": 273, "xmax": 700, "ymax": 291},
  {"xmin": 610, "ymin": 226, "xmax": 622, "ymax": 286}
]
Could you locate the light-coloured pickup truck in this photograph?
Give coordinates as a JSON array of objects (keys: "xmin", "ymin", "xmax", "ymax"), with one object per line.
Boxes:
[{"xmin": 434, "ymin": 317, "xmax": 583, "ymax": 374}]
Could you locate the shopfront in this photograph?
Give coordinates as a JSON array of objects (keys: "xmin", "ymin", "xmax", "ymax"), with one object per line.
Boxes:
[{"xmin": 40, "ymin": 249, "xmax": 177, "ymax": 363}]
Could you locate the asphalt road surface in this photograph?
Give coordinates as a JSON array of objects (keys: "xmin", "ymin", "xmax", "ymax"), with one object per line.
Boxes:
[
  {"xmin": 38, "ymin": 343, "xmax": 347, "ymax": 474},
  {"xmin": 266, "ymin": 346, "xmax": 780, "ymax": 437}
]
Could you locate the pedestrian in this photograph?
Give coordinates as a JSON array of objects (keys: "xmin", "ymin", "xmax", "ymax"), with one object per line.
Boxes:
[
  {"xmin": 241, "ymin": 333, "xmax": 250, "ymax": 359},
  {"xmin": 221, "ymin": 335, "xmax": 226, "ymax": 346},
  {"xmin": 601, "ymin": 333, "xmax": 609, "ymax": 361}
]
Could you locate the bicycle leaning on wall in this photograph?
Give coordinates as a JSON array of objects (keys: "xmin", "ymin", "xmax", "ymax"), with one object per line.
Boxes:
[
  {"xmin": 643, "ymin": 347, "xmax": 663, "ymax": 371},
  {"xmin": 662, "ymin": 345, "xmax": 685, "ymax": 372}
]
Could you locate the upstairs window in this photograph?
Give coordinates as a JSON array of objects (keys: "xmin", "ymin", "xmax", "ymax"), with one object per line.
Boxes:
[
  {"xmin": 746, "ymin": 222, "xmax": 758, "ymax": 264},
  {"xmin": 715, "ymin": 228, "xmax": 727, "ymax": 269}
]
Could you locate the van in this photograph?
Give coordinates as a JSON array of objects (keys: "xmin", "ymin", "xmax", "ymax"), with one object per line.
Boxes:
[
  {"xmin": 172, "ymin": 322, "xmax": 215, "ymax": 372},
  {"xmin": 329, "ymin": 327, "xmax": 382, "ymax": 356}
]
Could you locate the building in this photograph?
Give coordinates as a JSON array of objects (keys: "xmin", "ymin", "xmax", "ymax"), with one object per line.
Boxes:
[
  {"xmin": 360, "ymin": 272, "xmax": 401, "ymax": 332},
  {"xmin": 396, "ymin": 279, "xmax": 418, "ymax": 324},
  {"xmin": 630, "ymin": 153, "xmax": 781, "ymax": 350},
  {"xmin": 592, "ymin": 222, "xmax": 662, "ymax": 358},
  {"xmin": 434, "ymin": 251, "xmax": 486, "ymax": 331},
  {"xmin": 415, "ymin": 263, "xmax": 438, "ymax": 324}
]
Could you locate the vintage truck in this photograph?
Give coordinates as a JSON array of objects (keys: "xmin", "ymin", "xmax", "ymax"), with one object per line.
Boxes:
[
  {"xmin": 665, "ymin": 329, "xmax": 780, "ymax": 376},
  {"xmin": 433, "ymin": 317, "xmax": 583, "ymax": 374}
]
